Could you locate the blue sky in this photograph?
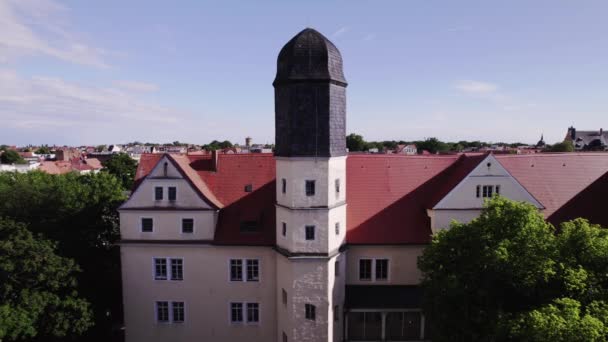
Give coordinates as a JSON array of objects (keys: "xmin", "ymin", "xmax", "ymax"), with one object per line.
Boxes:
[{"xmin": 1, "ymin": 0, "xmax": 607, "ymax": 146}]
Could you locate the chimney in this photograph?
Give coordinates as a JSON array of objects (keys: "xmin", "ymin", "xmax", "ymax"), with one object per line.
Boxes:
[
  {"xmin": 601, "ymin": 128, "xmax": 604, "ymax": 136},
  {"xmin": 211, "ymin": 149, "xmax": 219, "ymax": 171},
  {"xmin": 245, "ymin": 136, "xmax": 252, "ymax": 148}
]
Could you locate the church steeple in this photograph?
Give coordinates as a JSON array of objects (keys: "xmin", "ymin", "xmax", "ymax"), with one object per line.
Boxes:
[{"xmin": 273, "ymin": 28, "xmax": 347, "ymax": 158}]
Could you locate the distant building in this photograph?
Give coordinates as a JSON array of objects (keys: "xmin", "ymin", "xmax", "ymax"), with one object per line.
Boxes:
[
  {"xmin": 536, "ymin": 134, "xmax": 546, "ymax": 148},
  {"xmin": 566, "ymin": 126, "xmax": 608, "ymax": 151},
  {"xmin": 394, "ymin": 144, "xmax": 417, "ymax": 155},
  {"xmin": 56, "ymin": 148, "xmax": 81, "ymax": 161}
]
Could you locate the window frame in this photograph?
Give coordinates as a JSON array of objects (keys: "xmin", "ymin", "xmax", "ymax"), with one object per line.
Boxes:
[
  {"xmin": 153, "ymin": 258, "xmax": 168, "ymax": 280},
  {"xmin": 154, "ymin": 186, "xmax": 164, "ymax": 201},
  {"xmin": 230, "ymin": 302, "xmax": 244, "ymax": 324},
  {"xmin": 170, "ymin": 258, "xmax": 184, "ymax": 281},
  {"xmin": 229, "ymin": 302, "xmax": 260, "ymax": 325},
  {"xmin": 140, "ymin": 217, "xmax": 154, "ymax": 233},
  {"xmin": 359, "ymin": 258, "xmax": 390, "ymax": 282},
  {"xmin": 246, "ymin": 259, "xmax": 260, "ymax": 282},
  {"xmin": 305, "ymin": 303, "xmax": 316, "ymax": 321},
  {"xmin": 281, "ymin": 178, "xmax": 286, "ymax": 194},
  {"xmin": 171, "ymin": 301, "xmax": 185, "ymax": 323},
  {"xmin": 168, "ymin": 186, "xmax": 177, "ymax": 201},
  {"xmin": 155, "ymin": 301, "xmax": 170, "ymax": 323},
  {"xmin": 229, "ymin": 258, "xmax": 261, "ymax": 283},
  {"xmin": 181, "ymin": 218, "xmax": 194, "ymax": 234},
  {"xmin": 305, "ymin": 180, "xmax": 316, "ymax": 196},
  {"xmin": 305, "ymin": 225, "xmax": 315, "ymax": 241},
  {"xmin": 335, "ymin": 178, "xmax": 340, "ymax": 194},
  {"xmin": 153, "ymin": 257, "xmax": 184, "ymax": 281}
]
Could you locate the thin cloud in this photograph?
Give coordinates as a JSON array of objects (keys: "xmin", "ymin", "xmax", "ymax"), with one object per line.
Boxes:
[
  {"xmin": 115, "ymin": 80, "xmax": 159, "ymax": 92},
  {"xmin": 0, "ymin": 0, "xmax": 110, "ymax": 68},
  {"xmin": 332, "ymin": 26, "xmax": 350, "ymax": 38},
  {"xmin": 455, "ymin": 80, "xmax": 499, "ymax": 94}
]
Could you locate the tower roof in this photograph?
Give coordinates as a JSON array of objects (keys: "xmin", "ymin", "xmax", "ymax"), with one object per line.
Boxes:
[{"xmin": 273, "ymin": 28, "xmax": 347, "ymax": 86}]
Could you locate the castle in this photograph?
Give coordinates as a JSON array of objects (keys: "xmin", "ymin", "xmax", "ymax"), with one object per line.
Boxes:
[{"xmin": 119, "ymin": 28, "xmax": 608, "ymax": 342}]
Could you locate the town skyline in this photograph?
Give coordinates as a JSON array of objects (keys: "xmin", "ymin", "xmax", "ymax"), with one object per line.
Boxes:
[{"xmin": 2, "ymin": 0, "xmax": 607, "ymax": 146}]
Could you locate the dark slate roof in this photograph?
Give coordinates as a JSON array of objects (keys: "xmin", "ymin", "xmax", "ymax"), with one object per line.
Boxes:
[
  {"xmin": 273, "ymin": 28, "xmax": 347, "ymax": 86},
  {"xmin": 345, "ymin": 285, "xmax": 422, "ymax": 309},
  {"xmin": 573, "ymin": 130, "xmax": 608, "ymax": 149}
]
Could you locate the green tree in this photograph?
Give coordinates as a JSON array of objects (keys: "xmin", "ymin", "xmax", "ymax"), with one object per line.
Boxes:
[
  {"xmin": 102, "ymin": 152, "xmax": 138, "ymax": 190},
  {"xmin": 415, "ymin": 137, "xmax": 449, "ymax": 154},
  {"xmin": 35, "ymin": 145, "xmax": 51, "ymax": 154},
  {"xmin": 0, "ymin": 149, "xmax": 26, "ymax": 164},
  {"xmin": 548, "ymin": 141, "xmax": 575, "ymax": 152},
  {"xmin": 95, "ymin": 145, "xmax": 106, "ymax": 152},
  {"xmin": 346, "ymin": 133, "xmax": 367, "ymax": 151},
  {"xmin": 418, "ymin": 197, "xmax": 608, "ymax": 341},
  {"xmin": 0, "ymin": 217, "xmax": 93, "ymax": 340},
  {"xmin": 0, "ymin": 171, "xmax": 126, "ymax": 342}
]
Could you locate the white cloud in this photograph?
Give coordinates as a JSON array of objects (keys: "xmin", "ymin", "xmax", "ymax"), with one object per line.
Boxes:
[
  {"xmin": 114, "ymin": 80, "xmax": 159, "ymax": 92},
  {"xmin": 454, "ymin": 80, "xmax": 499, "ymax": 94},
  {"xmin": 332, "ymin": 26, "xmax": 350, "ymax": 38},
  {"xmin": 0, "ymin": 69, "xmax": 185, "ymax": 138},
  {"xmin": 0, "ymin": 0, "xmax": 110, "ymax": 68}
]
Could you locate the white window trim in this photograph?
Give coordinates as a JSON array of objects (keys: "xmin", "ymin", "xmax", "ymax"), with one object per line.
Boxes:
[
  {"xmin": 229, "ymin": 302, "xmax": 260, "ymax": 325},
  {"xmin": 155, "ymin": 300, "xmax": 186, "ymax": 324},
  {"xmin": 228, "ymin": 258, "xmax": 261, "ymax": 283},
  {"xmin": 358, "ymin": 257, "xmax": 391, "ymax": 282},
  {"xmin": 140, "ymin": 216, "xmax": 154, "ymax": 233},
  {"xmin": 152, "ymin": 257, "xmax": 184, "ymax": 281},
  {"xmin": 180, "ymin": 217, "xmax": 195, "ymax": 234}
]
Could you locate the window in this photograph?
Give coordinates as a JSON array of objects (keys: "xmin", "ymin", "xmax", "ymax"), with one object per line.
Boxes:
[
  {"xmin": 335, "ymin": 260, "xmax": 340, "ymax": 276},
  {"xmin": 305, "ymin": 180, "xmax": 315, "ymax": 196},
  {"xmin": 335, "ymin": 178, "xmax": 340, "ymax": 193},
  {"xmin": 168, "ymin": 186, "xmax": 177, "ymax": 201},
  {"xmin": 375, "ymin": 259, "xmax": 388, "ymax": 281},
  {"xmin": 496, "ymin": 185, "xmax": 501, "ymax": 195},
  {"xmin": 141, "ymin": 218, "xmax": 153, "ymax": 232},
  {"xmin": 247, "ymin": 303, "xmax": 259, "ymax": 323},
  {"xmin": 163, "ymin": 162, "xmax": 168, "ymax": 176},
  {"xmin": 482, "ymin": 185, "xmax": 494, "ymax": 198},
  {"xmin": 305, "ymin": 304, "xmax": 316, "ymax": 321},
  {"xmin": 181, "ymin": 218, "xmax": 194, "ymax": 233},
  {"xmin": 154, "ymin": 258, "xmax": 167, "ymax": 280},
  {"xmin": 246, "ymin": 259, "xmax": 259, "ymax": 282},
  {"xmin": 283, "ymin": 332, "xmax": 288, "ymax": 342},
  {"xmin": 172, "ymin": 302, "xmax": 185, "ymax": 323},
  {"xmin": 386, "ymin": 312, "xmax": 422, "ymax": 340},
  {"xmin": 230, "ymin": 259, "xmax": 260, "ymax": 282},
  {"xmin": 359, "ymin": 259, "xmax": 372, "ymax": 280},
  {"xmin": 155, "ymin": 187, "xmax": 163, "ymax": 200},
  {"xmin": 360, "ymin": 258, "xmax": 389, "ymax": 281},
  {"xmin": 282, "ymin": 222, "xmax": 287, "ymax": 236},
  {"xmin": 156, "ymin": 301, "xmax": 169, "ymax": 323},
  {"xmin": 348, "ymin": 312, "xmax": 382, "ymax": 340},
  {"xmin": 171, "ymin": 259, "xmax": 183, "ymax": 281},
  {"xmin": 244, "ymin": 184, "xmax": 253, "ymax": 192},
  {"xmin": 230, "ymin": 259, "xmax": 243, "ymax": 281},
  {"xmin": 282, "ymin": 178, "xmax": 286, "ymax": 194},
  {"xmin": 282, "ymin": 289, "xmax": 287, "ymax": 306},
  {"xmin": 240, "ymin": 221, "xmax": 259, "ymax": 233},
  {"xmin": 334, "ymin": 305, "xmax": 340, "ymax": 321},
  {"xmin": 230, "ymin": 303, "xmax": 243, "ymax": 323},
  {"xmin": 335, "ymin": 222, "xmax": 340, "ymax": 235},
  {"xmin": 476, "ymin": 185, "xmax": 481, "ymax": 198},
  {"xmin": 305, "ymin": 225, "xmax": 315, "ymax": 240}
]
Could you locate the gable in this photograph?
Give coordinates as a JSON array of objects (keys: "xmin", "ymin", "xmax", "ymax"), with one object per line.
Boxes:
[{"xmin": 433, "ymin": 154, "xmax": 543, "ymax": 210}]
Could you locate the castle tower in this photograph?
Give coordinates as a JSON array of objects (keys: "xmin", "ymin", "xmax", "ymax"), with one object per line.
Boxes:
[{"xmin": 273, "ymin": 28, "xmax": 348, "ymax": 342}]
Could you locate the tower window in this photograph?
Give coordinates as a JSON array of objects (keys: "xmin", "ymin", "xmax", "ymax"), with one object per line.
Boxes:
[
  {"xmin": 305, "ymin": 225, "xmax": 315, "ymax": 240},
  {"xmin": 305, "ymin": 180, "xmax": 315, "ymax": 196},
  {"xmin": 282, "ymin": 289, "xmax": 288, "ymax": 306},
  {"xmin": 335, "ymin": 222, "xmax": 340, "ymax": 235},
  {"xmin": 282, "ymin": 222, "xmax": 287, "ymax": 236},
  {"xmin": 335, "ymin": 178, "xmax": 340, "ymax": 193},
  {"xmin": 305, "ymin": 304, "xmax": 316, "ymax": 321},
  {"xmin": 282, "ymin": 178, "xmax": 286, "ymax": 194}
]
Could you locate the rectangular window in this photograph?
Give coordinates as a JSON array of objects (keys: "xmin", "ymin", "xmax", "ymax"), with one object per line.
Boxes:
[
  {"xmin": 141, "ymin": 218, "xmax": 153, "ymax": 232},
  {"xmin": 181, "ymin": 218, "xmax": 194, "ymax": 234},
  {"xmin": 335, "ymin": 260, "xmax": 340, "ymax": 276},
  {"xmin": 154, "ymin": 258, "xmax": 167, "ymax": 280},
  {"xmin": 386, "ymin": 312, "xmax": 422, "ymax": 340},
  {"xmin": 282, "ymin": 178, "xmax": 286, "ymax": 194},
  {"xmin": 305, "ymin": 304, "xmax": 316, "ymax": 321},
  {"xmin": 482, "ymin": 185, "xmax": 493, "ymax": 198},
  {"xmin": 172, "ymin": 302, "xmax": 185, "ymax": 323},
  {"xmin": 230, "ymin": 259, "xmax": 243, "ymax": 281},
  {"xmin": 496, "ymin": 185, "xmax": 501, "ymax": 195},
  {"xmin": 156, "ymin": 301, "xmax": 169, "ymax": 323},
  {"xmin": 170, "ymin": 259, "xmax": 183, "ymax": 281},
  {"xmin": 359, "ymin": 259, "xmax": 372, "ymax": 280},
  {"xmin": 247, "ymin": 303, "xmax": 259, "ymax": 323},
  {"xmin": 282, "ymin": 289, "xmax": 287, "ymax": 306},
  {"xmin": 334, "ymin": 305, "xmax": 339, "ymax": 321},
  {"xmin": 168, "ymin": 186, "xmax": 177, "ymax": 201},
  {"xmin": 476, "ymin": 185, "xmax": 481, "ymax": 198},
  {"xmin": 335, "ymin": 222, "xmax": 340, "ymax": 235},
  {"xmin": 375, "ymin": 259, "xmax": 389, "ymax": 281},
  {"xmin": 305, "ymin": 225, "xmax": 315, "ymax": 240},
  {"xmin": 246, "ymin": 259, "xmax": 259, "ymax": 282},
  {"xmin": 335, "ymin": 178, "xmax": 340, "ymax": 193},
  {"xmin": 231, "ymin": 303, "xmax": 243, "ymax": 323},
  {"xmin": 305, "ymin": 180, "xmax": 315, "ymax": 196},
  {"xmin": 155, "ymin": 186, "xmax": 163, "ymax": 200},
  {"xmin": 282, "ymin": 222, "xmax": 287, "ymax": 236}
]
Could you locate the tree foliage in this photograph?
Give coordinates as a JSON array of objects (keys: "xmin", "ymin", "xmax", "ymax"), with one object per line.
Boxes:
[
  {"xmin": 202, "ymin": 140, "xmax": 233, "ymax": 150},
  {"xmin": 418, "ymin": 197, "xmax": 608, "ymax": 341},
  {"xmin": 102, "ymin": 152, "xmax": 138, "ymax": 190},
  {"xmin": 0, "ymin": 171, "xmax": 126, "ymax": 341},
  {"xmin": 547, "ymin": 140, "xmax": 575, "ymax": 152},
  {"xmin": 35, "ymin": 145, "xmax": 52, "ymax": 154},
  {"xmin": 0, "ymin": 217, "xmax": 93, "ymax": 341},
  {"xmin": 0, "ymin": 149, "xmax": 26, "ymax": 164}
]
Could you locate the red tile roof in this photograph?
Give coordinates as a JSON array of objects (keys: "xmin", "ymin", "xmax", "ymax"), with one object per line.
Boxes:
[{"xmin": 132, "ymin": 152, "xmax": 608, "ymax": 245}]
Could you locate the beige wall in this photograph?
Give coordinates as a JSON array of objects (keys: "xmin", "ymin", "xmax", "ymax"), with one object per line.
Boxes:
[
  {"xmin": 121, "ymin": 245, "xmax": 277, "ymax": 342},
  {"xmin": 120, "ymin": 211, "xmax": 218, "ymax": 240},
  {"xmin": 123, "ymin": 178, "xmax": 212, "ymax": 210},
  {"xmin": 346, "ymin": 245, "xmax": 426, "ymax": 285}
]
